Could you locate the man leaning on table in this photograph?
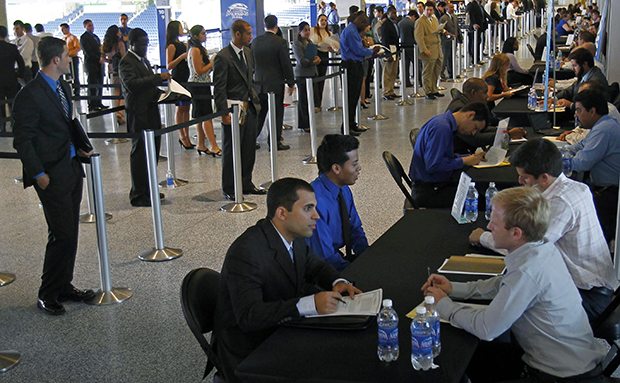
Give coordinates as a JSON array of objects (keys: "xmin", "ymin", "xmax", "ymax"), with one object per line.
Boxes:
[
  {"xmin": 213, "ymin": 178, "xmax": 361, "ymax": 383},
  {"xmin": 409, "ymin": 101, "xmax": 489, "ymax": 208},
  {"xmin": 555, "ymin": 48, "xmax": 608, "ymax": 108},
  {"xmin": 423, "ymin": 186, "xmax": 606, "ymax": 383},
  {"xmin": 469, "ymin": 139, "xmax": 619, "ymax": 322}
]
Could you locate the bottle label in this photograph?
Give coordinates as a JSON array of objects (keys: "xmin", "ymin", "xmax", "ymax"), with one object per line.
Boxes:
[
  {"xmin": 411, "ymin": 331, "xmax": 432, "ymax": 357},
  {"xmin": 378, "ymin": 326, "xmax": 399, "ymax": 346},
  {"xmin": 465, "ymin": 198, "xmax": 477, "ymax": 212},
  {"xmin": 433, "ymin": 320, "xmax": 440, "ymax": 341}
]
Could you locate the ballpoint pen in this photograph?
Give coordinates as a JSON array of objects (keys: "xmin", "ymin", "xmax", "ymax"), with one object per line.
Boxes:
[{"xmin": 335, "ymin": 297, "xmax": 347, "ymax": 305}]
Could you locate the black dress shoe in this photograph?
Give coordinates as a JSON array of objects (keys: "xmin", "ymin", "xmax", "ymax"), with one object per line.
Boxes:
[
  {"xmin": 59, "ymin": 287, "xmax": 96, "ymax": 302},
  {"xmin": 277, "ymin": 143, "xmax": 290, "ymax": 151},
  {"xmin": 425, "ymin": 94, "xmax": 437, "ymax": 100},
  {"xmin": 244, "ymin": 186, "xmax": 267, "ymax": 195},
  {"xmin": 255, "ymin": 143, "xmax": 261, "ymax": 150},
  {"xmin": 351, "ymin": 126, "xmax": 367, "ymax": 133},
  {"xmin": 434, "ymin": 92, "xmax": 445, "ymax": 97},
  {"xmin": 37, "ymin": 299, "xmax": 65, "ymax": 315},
  {"xmin": 223, "ymin": 192, "xmax": 237, "ymax": 201},
  {"xmin": 131, "ymin": 198, "xmax": 151, "ymax": 207}
]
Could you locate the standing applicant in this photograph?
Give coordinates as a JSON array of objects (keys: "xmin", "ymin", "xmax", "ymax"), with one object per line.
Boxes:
[
  {"xmin": 13, "ymin": 36, "xmax": 95, "ymax": 315},
  {"xmin": 80, "ymin": 19, "xmax": 107, "ymax": 111},
  {"xmin": 310, "ymin": 14, "xmax": 333, "ymax": 112},
  {"xmin": 440, "ymin": 2, "xmax": 462, "ymax": 80},
  {"xmin": 101, "ymin": 25, "xmax": 126, "ymax": 125},
  {"xmin": 293, "ymin": 22, "xmax": 321, "ymax": 134},
  {"xmin": 60, "ymin": 23, "xmax": 80, "ymax": 96},
  {"xmin": 415, "ymin": 1, "xmax": 444, "ymax": 99},
  {"xmin": 0, "ymin": 26, "xmax": 24, "ymax": 128},
  {"xmin": 119, "ymin": 13, "xmax": 131, "ymax": 52},
  {"xmin": 166, "ymin": 20, "xmax": 193, "ymax": 149}
]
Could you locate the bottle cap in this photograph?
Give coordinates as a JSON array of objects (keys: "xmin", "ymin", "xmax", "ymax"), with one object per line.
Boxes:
[
  {"xmin": 489, "ymin": 182, "xmax": 495, "ymax": 187},
  {"xmin": 503, "ymin": 130, "xmax": 508, "ymax": 133},
  {"xmin": 416, "ymin": 306, "xmax": 427, "ymax": 315},
  {"xmin": 382, "ymin": 299, "xmax": 393, "ymax": 308},
  {"xmin": 424, "ymin": 296, "xmax": 435, "ymax": 305},
  {"xmin": 470, "ymin": 182, "xmax": 476, "ymax": 186}
]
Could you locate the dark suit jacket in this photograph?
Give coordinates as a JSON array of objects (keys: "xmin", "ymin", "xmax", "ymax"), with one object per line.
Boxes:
[
  {"xmin": 12, "ymin": 74, "xmax": 80, "ymax": 189},
  {"xmin": 557, "ymin": 66, "xmax": 608, "ymax": 102},
  {"xmin": 80, "ymin": 31, "xmax": 102, "ymax": 73},
  {"xmin": 440, "ymin": 12, "xmax": 463, "ymax": 43},
  {"xmin": 251, "ymin": 31, "xmax": 295, "ymax": 94},
  {"xmin": 398, "ymin": 16, "xmax": 416, "ymax": 47},
  {"xmin": 0, "ymin": 41, "xmax": 25, "ymax": 86},
  {"xmin": 213, "ymin": 44, "xmax": 260, "ymax": 115},
  {"xmin": 381, "ymin": 18, "xmax": 399, "ymax": 47},
  {"xmin": 466, "ymin": 0, "xmax": 492, "ymax": 32},
  {"xmin": 213, "ymin": 218, "xmax": 340, "ymax": 383},
  {"xmin": 119, "ymin": 52, "xmax": 164, "ymax": 133}
]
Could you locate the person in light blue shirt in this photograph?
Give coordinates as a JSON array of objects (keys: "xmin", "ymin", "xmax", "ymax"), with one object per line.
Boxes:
[
  {"xmin": 567, "ymin": 89, "xmax": 620, "ymax": 242},
  {"xmin": 325, "ymin": 2, "xmax": 340, "ymax": 34},
  {"xmin": 307, "ymin": 134, "xmax": 369, "ymax": 271}
]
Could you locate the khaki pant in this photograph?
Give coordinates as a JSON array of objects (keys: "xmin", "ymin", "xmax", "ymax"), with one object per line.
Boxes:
[
  {"xmin": 421, "ymin": 55, "xmax": 443, "ymax": 95},
  {"xmin": 382, "ymin": 56, "xmax": 399, "ymax": 96}
]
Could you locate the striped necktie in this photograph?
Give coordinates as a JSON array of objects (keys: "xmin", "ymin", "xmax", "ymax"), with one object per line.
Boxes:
[{"xmin": 57, "ymin": 82, "xmax": 70, "ymax": 120}]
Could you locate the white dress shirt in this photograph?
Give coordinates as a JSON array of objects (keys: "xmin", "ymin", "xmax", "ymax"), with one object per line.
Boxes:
[{"xmin": 13, "ymin": 35, "xmax": 33, "ymax": 67}]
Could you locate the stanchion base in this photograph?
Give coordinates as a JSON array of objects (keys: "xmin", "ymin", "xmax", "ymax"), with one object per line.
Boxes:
[
  {"xmin": 86, "ymin": 288, "xmax": 133, "ymax": 305},
  {"xmin": 158, "ymin": 178, "xmax": 189, "ymax": 188},
  {"xmin": 474, "ymin": 64, "xmax": 482, "ymax": 67},
  {"xmin": 368, "ymin": 115, "xmax": 389, "ymax": 120},
  {"xmin": 465, "ymin": 68, "xmax": 473, "ymax": 72},
  {"xmin": 104, "ymin": 138, "xmax": 129, "ymax": 145},
  {"xmin": 302, "ymin": 156, "xmax": 317, "ymax": 164},
  {"xmin": 158, "ymin": 156, "xmax": 167, "ymax": 162},
  {"xmin": 0, "ymin": 273, "xmax": 15, "ymax": 287},
  {"xmin": 408, "ymin": 93, "xmax": 425, "ymax": 98},
  {"xmin": 259, "ymin": 181, "xmax": 273, "ymax": 190},
  {"xmin": 358, "ymin": 124, "xmax": 370, "ymax": 130},
  {"xmin": 397, "ymin": 100, "xmax": 414, "ymax": 106},
  {"xmin": 221, "ymin": 201, "xmax": 258, "ymax": 213},
  {"xmin": 327, "ymin": 107, "xmax": 342, "ymax": 112},
  {"xmin": 437, "ymin": 86, "xmax": 447, "ymax": 91},
  {"xmin": 14, "ymin": 176, "xmax": 23, "ymax": 184},
  {"xmin": 138, "ymin": 247, "xmax": 183, "ymax": 262},
  {"xmin": 79, "ymin": 213, "xmax": 113, "ymax": 223},
  {"xmin": 0, "ymin": 351, "xmax": 20, "ymax": 373}
]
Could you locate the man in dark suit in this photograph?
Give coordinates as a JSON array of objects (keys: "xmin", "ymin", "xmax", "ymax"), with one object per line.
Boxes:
[
  {"xmin": 214, "ymin": 20, "xmax": 265, "ymax": 200},
  {"xmin": 556, "ymin": 48, "xmax": 608, "ymax": 108},
  {"xmin": 440, "ymin": 1, "xmax": 463, "ymax": 80},
  {"xmin": 252, "ymin": 15, "xmax": 295, "ymax": 151},
  {"xmin": 213, "ymin": 177, "xmax": 361, "ymax": 383},
  {"xmin": 398, "ymin": 10, "xmax": 418, "ymax": 88},
  {"xmin": 0, "ymin": 26, "xmax": 24, "ymax": 128},
  {"xmin": 466, "ymin": 0, "xmax": 492, "ymax": 65},
  {"xmin": 80, "ymin": 19, "xmax": 107, "ymax": 111},
  {"xmin": 13, "ymin": 37, "xmax": 95, "ymax": 315},
  {"xmin": 381, "ymin": 7, "xmax": 400, "ymax": 99},
  {"xmin": 120, "ymin": 28, "xmax": 171, "ymax": 207}
]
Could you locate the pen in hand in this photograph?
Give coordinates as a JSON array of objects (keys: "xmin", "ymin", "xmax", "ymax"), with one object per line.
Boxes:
[
  {"xmin": 335, "ymin": 297, "xmax": 347, "ymax": 305},
  {"xmin": 427, "ymin": 267, "xmax": 433, "ymax": 287}
]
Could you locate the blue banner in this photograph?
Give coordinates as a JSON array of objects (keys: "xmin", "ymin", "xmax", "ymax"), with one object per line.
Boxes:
[
  {"xmin": 220, "ymin": 0, "xmax": 257, "ymax": 47},
  {"xmin": 156, "ymin": 7, "xmax": 168, "ymax": 68}
]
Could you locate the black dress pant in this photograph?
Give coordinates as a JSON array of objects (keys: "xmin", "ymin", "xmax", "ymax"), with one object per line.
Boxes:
[
  {"xmin": 256, "ymin": 89, "xmax": 284, "ymax": 142},
  {"xmin": 34, "ymin": 157, "xmax": 83, "ymax": 301},
  {"xmin": 222, "ymin": 105, "xmax": 257, "ymax": 195},
  {"xmin": 86, "ymin": 67, "xmax": 103, "ymax": 107},
  {"xmin": 0, "ymin": 82, "xmax": 20, "ymax": 126},
  {"xmin": 70, "ymin": 56, "xmax": 80, "ymax": 95},
  {"xmin": 441, "ymin": 41, "xmax": 453, "ymax": 79},
  {"xmin": 403, "ymin": 48, "xmax": 414, "ymax": 86},
  {"xmin": 341, "ymin": 60, "xmax": 364, "ymax": 130},
  {"xmin": 591, "ymin": 185, "xmax": 619, "ymax": 243},
  {"xmin": 129, "ymin": 131, "xmax": 161, "ymax": 203},
  {"xmin": 296, "ymin": 77, "xmax": 311, "ymax": 130},
  {"xmin": 314, "ymin": 51, "xmax": 329, "ymax": 108}
]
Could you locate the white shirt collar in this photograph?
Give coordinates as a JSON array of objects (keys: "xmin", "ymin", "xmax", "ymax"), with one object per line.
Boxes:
[{"xmin": 270, "ymin": 220, "xmax": 294, "ymax": 253}]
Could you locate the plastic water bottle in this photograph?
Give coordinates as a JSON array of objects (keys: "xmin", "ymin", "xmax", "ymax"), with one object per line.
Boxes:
[
  {"xmin": 527, "ymin": 88, "xmax": 536, "ymax": 110},
  {"xmin": 555, "ymin": 51, "xmax": 562, "ymax": 70},
  {"xmin": 424, "ymin": 296, "xmax": 441, "ymax": 358},
  {"xmin": 166, "ymin": 170, "xmax": 174, "ymax": 189},
  {"xmin": 485, "ymin": 182, "xmax": 498, "ymax": 220},
  {"xmin": 411, "ymin": 306, "xmax": 433, "ymax": 371},
  {"xmin": 501, "ymin": 130, "xmax": 510, "ymax": 150},
  {"xmin": 561, "ymin": 149, "xmax": 573, "ymax": 178},
  {"xmin": 377, "ymin": 299, "xmax": 399, "ymax": 362},
  {"xmin": 464, "ymin": 182, "xmax": 479, "ymax": 222}
]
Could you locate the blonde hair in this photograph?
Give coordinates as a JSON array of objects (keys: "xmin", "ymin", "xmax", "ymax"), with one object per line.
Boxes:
[
  {"xmin": 313, "ymin": 14, "xmax": 332, "ymax": 37},
  {"xmin": 482, "ymin": 53, "xmax": 510, "ymax": 87},
  {"xmin": 491, "ymin": 187, "xmax": 550, "ymax": 242}
]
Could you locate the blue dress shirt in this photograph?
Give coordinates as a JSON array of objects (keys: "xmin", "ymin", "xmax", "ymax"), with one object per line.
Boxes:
[
  {"xmin": 307, "ymin": 173, "xmax": 369, "ymax": 272},
  {"xmin": 568, "ymin": 114, "xmax": 620, "ymax": 187},
  {"xmin": 409, "ymin": 111, "xmax": 465, "ymax": 183},
  {"xmin": 340, "ymin": 23, "xmax": 374, "ymax": 62}
]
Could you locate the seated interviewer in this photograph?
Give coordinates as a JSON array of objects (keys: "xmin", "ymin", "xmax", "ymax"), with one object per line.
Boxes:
[
  {"xmin": 422, "ymin": 187, "xmax": 605, "ymax": 383},
  {"xmin": 306, "ymin": 134, "xmax": 369, "ymax": 272},
  {"xmin": 213, "ymin": 178, "xmax": 361, "ymax": 383}
]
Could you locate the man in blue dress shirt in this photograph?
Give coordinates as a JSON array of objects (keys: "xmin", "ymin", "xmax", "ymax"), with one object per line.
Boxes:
[
  {"xmin": 307, "ymin": 134, "xmax": 369, "ymax": 271},
  {"xmin": 409, "ymin": 101, "xmax": 489, "ymax": 208}
]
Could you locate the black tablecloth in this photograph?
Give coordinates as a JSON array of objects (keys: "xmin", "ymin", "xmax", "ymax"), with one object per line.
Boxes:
[{"xmin": 236, "ymin": 210, "xmax": 493, "ymax": 383}]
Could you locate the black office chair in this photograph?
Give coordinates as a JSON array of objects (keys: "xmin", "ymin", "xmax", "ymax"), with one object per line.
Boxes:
[
  {"xmin": 181, "ymin": 267, "xmax": 222, "ymax": 380},
  {"xmin": 382, "ymin": 151, "xmax": 418, "ymax": 211},
  {"xmin": 450, "ymin": 88, "xmax": 461, "ymax": 100},
  {"xmin": 592, "ymin": 288, "xmax": 620, "ymax": 377},
  {"xmin": 409, "ymin": 128, "xmax": 420, "ymax": 151},
  {"xmin": 608, "ymin": 82, "xmax": 619, "ymax": 104}
]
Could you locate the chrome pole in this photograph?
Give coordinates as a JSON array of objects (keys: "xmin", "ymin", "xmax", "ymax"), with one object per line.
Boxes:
[
  {"xmin": 370, "ymin": 58, "xmax": 390, "ymax": 118},
  {"xmin": 303, "ymin": 78, "xmax": 319, "ymax": 164},
  {"xmin": 327, "ymin": 52, "xmax": 341, "ymax": 111},
  {"xmin": 410, "ymin": 48, "xmax": 424, "ymax": 98},
  {"xmin": 104, "ymin": 96, "xmax": 128, "ymax": 145},
  {"xmin": 79, "ymin": 162, "xmax": 112, "ymax": 223},
  {"xmin": 452, "ymin": 38, "xmax": 462, "ymax": 82},
  {"xmin": 0, "ymin": 351, "xmax": 20, "ymax": 373},
  {"xmin": 341, "ymin": 69, "xmax": 350, "ymax": 135},
  {"xmin": 260, "ymin": 92, "xmax": 278, "ymax": 189},
  {"xmin": 474, "ymin": 29, "xmax": 480, "ymax": 67},
  {"xmin": 398, "ymin": 51, "xmax": 413, "ymax": 105},
  {"xmin": 464, "ymin": 30, "xmax": 473, "ymax": 71},
  {"xmin": 356, "ymin": 100, "xmax": 369, "ymax": 131},
  {"xmin": 158, "ymin": 104, "xmax": 187, "ymax": 187}
]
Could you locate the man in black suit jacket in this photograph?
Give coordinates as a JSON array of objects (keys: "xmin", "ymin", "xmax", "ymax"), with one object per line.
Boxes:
[
  {"xmin": 381, "ymin": 7, "xmax": 401, "ymax": 99},
  {"xmin": 80, "ymin": 19, "xmax": 107, "ymax": 111},
  {"xmin": 12, "ymin": 37, "xmax": 95, "ymax": 315},
  {"xmin": 120, "ymin": 28, "xmax": 171, "ymax": 207},
  {"xmin": 0, "ymin": 26, "xmax": 24, "ymax": 127},
  {"xmin": 252, "ymin": 15, "xmax": 295, "ymax": 151},
  {"xmin": 466, "ymin": 0, "xmax": 492, "ymax": 64},
  {"xmin": 398, "ymin": 11, "xmax": 418, "ymax": 88},
  {"xmin": 213, "ymin": 178, "xmax": 361, "ymax": 383},
  {"xmin": 214, "ymin": 20, "xmax": 264, "ymax": 200},
  {"xmin": 440, "ymin": 2, "xmax": 463, "ymax": 80}
]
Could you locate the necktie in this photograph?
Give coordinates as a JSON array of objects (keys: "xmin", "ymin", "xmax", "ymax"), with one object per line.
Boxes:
[
  {"xmin": 57, "ymin": 82, "xmax": 69, "ymax": 120},
  {"xmin": 238, "ymin": 51, "xmax": 247, "ymax": 73},
  {"xmin": 288, "ymin": 247, "xmax": 295, "ymax": 263},
  {"xmin": 338, "ymin": 189, "xmax": 352, "ymax": 260}
]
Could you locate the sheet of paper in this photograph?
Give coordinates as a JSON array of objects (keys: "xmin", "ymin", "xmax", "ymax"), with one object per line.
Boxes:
[
  {"xmin": 493, "ymin": 118, "xmax": 510, "ymax": 148},
  {"xmin": 158, "ymin": 78, "xmax": 192, "ymax": 102},
  {"xmin": 437, "ymin": 257, "xmax": 506, "ymax": 276},
  {"xmin": 473, "ymin": 146, "xmax": 507, "ymax": 168},
  {"xmin": 543, "ymin": 136, "xmax": 569, "ymax": 147},
  {"xmin": 464, "ymin": 253, "xmax": 505, "ymax": 259},
  {"xmin": 510, "ymin": 138, "xmax": 528, "ymax": 143},
  {"xmin": 306, "ymin": 288, "xmax": 383, "ymax": 318},
  {"xmin": 451, "ymin": 173, "xmax": 472, "ymax": 224}
]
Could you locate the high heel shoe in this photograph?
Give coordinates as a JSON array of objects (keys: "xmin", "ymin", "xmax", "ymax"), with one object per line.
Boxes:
[
  {"xmin": 197, "ymin": 148, "xmax": 209, "ymax": 155},
  {"xmin": 361, "ymin": 102, "xmax": 369, "ymax": 109},
  {"xmin": 179, "ymin": 139, "xmax": 195, "ymax": 150}
]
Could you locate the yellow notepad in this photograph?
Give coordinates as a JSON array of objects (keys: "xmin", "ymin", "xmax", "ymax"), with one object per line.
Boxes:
[{"xmin": 438, "ymin": 256, "xmax": 506, "ymax": 275}]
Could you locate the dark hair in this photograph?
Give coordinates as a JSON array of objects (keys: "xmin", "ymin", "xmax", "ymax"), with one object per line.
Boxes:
[
  {"xmin": 408, "ymin": 10, "xmax": 420, "ymax": 17},
  {"xmin": 128, "ymin": 28, "xmax": 147, "ymax": 43},
  {"xmin": 592, "ymin": 9, "xmax": 600, "ymax": 17},
  {"xmin": 502, "ymin": 37, "xmax": 518, "ymax": 54},
  {"xmin": 460, "ymin": 102, "xmax": 490, "ymax": 128},
  {"xmin": 375, "ymin": 5, "xmax": 384, "ymax": 13},
  {"xmin": 510, "ymin": 139, "xmax": 562, "ymax": 178},
  {"xmin": 83, "ymin": 19, "xmax": 92, "ymax": 27},
  {"xmin": 13, "ymin": 20, "xmax": 24, "ymax": 28},
  {"xmin": 425, "ymin": 1, "xmax": 436, "ymax": 9},
  {"xmin": 231, "ymin": 19, "xmax": 250, "ymax": 37},
  {"xmin": 317, "ymin": 134, "xmax": 360, "ymax": 175},
  {"xmin": 568, "ymin": 47, "xmax": 594, "ymax": 69},
  {"xmin": 102, "ymin": 25, "xmax": 120, "ymax": 53},
  {"xmin": 267, "ymin": 178, "xmax": 314, "ymax": 219},
  {"xmin": 579, "ymin": 80, "xmax": 608, "ymax": 100},
  {"xmin": 264, "ymin": 15, "xmax": 277, "ymax": 29},
  {"xmin": 349, "ymin": 5, "xmax": 360, "ymax": 15},
  {"xmin": 120, "ymin": 13, "xmax": 128, "ymax": 18},
  {"xmin": 0, "ymin": 26, "xmax": 7, "ymax": 39},
  {"xmin": 579, "ymin": 31, "xmax": 595, "ymax": 43},
  {"xmin": 37, "ymin": 37, "xmax": 66, "ymax": 67},
  {"xmin": 166, "ymin": 20, "xmax": 182, "ymax": 47},
  {"xmin": 35, "ymin": 23, "xmax": 44, "ymax": 33},
  {"xmin": 297, "ymin": 21, "xmax": 310, "ymax": 41},
  {"xmin": 189, "ymin": 25, "xmax": 209, "ymax": 65},
  {"xmin": 437, "ymin": 1, "xmax": 446, "ymax": 7},
  {"xmin": 23, "ymin": 23, "xmax": 32, "ymax": 33},
  {"xmin": 463, "ymin": 77, "xmax": 488, "ymax": 95},
  {"xmin": 574, "ymin": 89, "xmax": 609, "ymax": 116},
  {"xmin": 60, "ymin": 23, "xmax": 69, "ymax": 30}
]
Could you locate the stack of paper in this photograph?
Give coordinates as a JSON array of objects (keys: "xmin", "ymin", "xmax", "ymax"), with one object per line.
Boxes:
[
  {"xmin": 437, "ymin": 256, "xmax": 506, "ymax": 276},
  {"xmin": 306, "ymin": 288, "xmax": 383, "ymax": 318}
]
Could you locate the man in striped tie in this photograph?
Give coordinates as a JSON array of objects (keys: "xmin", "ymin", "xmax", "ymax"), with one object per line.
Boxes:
[{"xmin": 13, "ymin": 36, "xmax": 95, "ymax": 316}]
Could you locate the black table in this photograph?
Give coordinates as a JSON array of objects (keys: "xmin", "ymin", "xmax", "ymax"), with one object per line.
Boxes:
[
  {"xmin": 492, "ymin": 97, "xmax": 574, "ymax": 128},
  {"xmin": 529, "ymin": 64, "xmax": 575, "ymax": 82},
  {"xmin": 236, "ymin": 210, "xmax": 493, "ymax": 383}
]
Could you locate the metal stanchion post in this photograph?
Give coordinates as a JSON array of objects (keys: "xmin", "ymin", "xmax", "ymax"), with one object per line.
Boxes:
[
  {"xmin": 452, "ymin": 38, "xmax": 462, "ymax": 82},
  {"xmin": 409, "ymin": 48, "xmax": 424, "ymax": 98},
  {"xmin": 474, "ymin": 30, "xmax": 480, "ymax": 67},
  {"xmin": 158, "ymin": 130, "xmax": 188, "ymax": 188},
  {"xmin": 498, "ymin": 23, "xmax": 503, "ymax": 53},
  {"xmin": 464, "ymin": 30, "xmax": 473, "ymax": 72},
  {"xmin": 79, "ymin": 163, "xmax": 112, "ymax": 223},
  {"xmin": 398, "ymin": 52, "xmax": 413, "ymax": 105},
  {"xmin": 303, "ymin": 78, "xmax": 319, "ymax": 164},
  {"xmin": 356, "ymin": 100, "xmax": 369, "ymax": 130},
  {"xmin": 369, "ymin": 58, "xmax": 390, "ymax": 118},
  {"xmin": 327, "ymin": 52, "xmax": 341, "ymax": 112},
  {"xmin": 86, "ymin": 154, "xmax": 133, "ymax": 304},
  {"xmin": 221, "ymin": 105, "xmax": 258, "ymax": 212},
  {"xmin": 139, "ymin": 130, "xmax": 183, "ymax": 260},
  {"xmin": 340, "ymin": 70, "xmax": 350, "ymax": 134},
  {"xmin": 104, "ymin": 101, "xmax": 128, "ymax": 145},
  {"xmin": 504, "ymin": 21, "xmax": 508, "ymax": 42},
  {"xmin": 0, "ymin": 351, "xmax": 20, "ymax": 373},
  {"xmin": 260, "ymin": 92, "xmax": 279, "ymax": 189},
  {"xmin": 0, "ymin": 272, "xmax": 15, "ymax": 286},
  {"xmin": 486, "ymin": 28, "xmax": 492, "ymax": 58}
]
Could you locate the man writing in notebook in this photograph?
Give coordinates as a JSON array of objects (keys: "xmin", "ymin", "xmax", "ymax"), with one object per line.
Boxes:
[
  {"xmin": 213, "ymin": 178, "xmax": 360, "ymax": 383},
  {"xmin": 423, "ymin": 186, "xmax": 606, "ymax": 382}
]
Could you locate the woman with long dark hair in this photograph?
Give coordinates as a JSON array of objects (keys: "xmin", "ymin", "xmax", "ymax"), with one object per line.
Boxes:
[
  {"xmin": 293, "ymin": 21, "xmax": 321, "ymax": 132},
  {"xmin": 101, "ymin": 25, "xmax": 126, "ymax": 124},
  {"xmin": 482, "ymin": 53, "xmax": 514, "ymax": 111},
  {"xmin": 309, "ymin": 14, "xmax": 332, "ymax": 111},
  {"xmin": 501, "ymin": 37, "xmax": 534, "ymax": 86},
  {"xmin": 165, "ymin": 20, "xmax": 193, "ymax": 149},
  {"xmin": 187, "ymin": 25, "xmax": 221, "ymax": 157}
]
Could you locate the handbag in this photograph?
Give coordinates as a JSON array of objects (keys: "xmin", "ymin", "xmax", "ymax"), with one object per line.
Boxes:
[{"xmin": 70, "ymin": 117, "xmax": 94, "ymax": 153}]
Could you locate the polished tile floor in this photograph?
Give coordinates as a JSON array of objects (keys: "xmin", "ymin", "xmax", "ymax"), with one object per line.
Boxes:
[{"xmin": 2, "ymin": 35, "xmax": 602, "ymax": 382}]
